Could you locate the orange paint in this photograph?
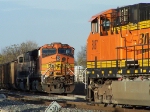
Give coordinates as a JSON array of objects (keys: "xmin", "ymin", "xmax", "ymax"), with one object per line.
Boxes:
[
  {"xmin": 38, "ymin": 42, "xmax": 74, "ymax": 76},
  {"xmin": 87, "ymin": 7, "xmax": 150, "ymax": 62}
]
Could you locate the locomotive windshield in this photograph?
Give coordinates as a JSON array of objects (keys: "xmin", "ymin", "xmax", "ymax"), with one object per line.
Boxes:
[
  {"xmin": 42, "ymin": 48, "xmax": 56, "ymax": 57},
  {"xmin": 58, "ymin": 48, "xmax": 73, "ymax": 56}
]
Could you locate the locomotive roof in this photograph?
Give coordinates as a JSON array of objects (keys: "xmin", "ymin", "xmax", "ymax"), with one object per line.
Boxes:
[
  {"xmin": 89, "ymin": 3, "xmax": 150, "ymax": 22},
  {"xmin": 89, "ymin": 9, "xmax": 113, "ymax": 22}
]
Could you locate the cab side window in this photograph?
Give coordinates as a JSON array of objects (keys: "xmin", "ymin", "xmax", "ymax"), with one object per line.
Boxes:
[
  {"xmin": 91, "ymin": 19, "xmax": 98, "ymax": 33},
  {"xmin": 19, "ymin": 57, "xmax": 23, "ymax": 63}
]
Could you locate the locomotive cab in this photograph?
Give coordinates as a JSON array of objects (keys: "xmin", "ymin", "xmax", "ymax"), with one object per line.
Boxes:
[{"xmin": 87, "ymin": 3, "xmax": 150, "ymax": 106}]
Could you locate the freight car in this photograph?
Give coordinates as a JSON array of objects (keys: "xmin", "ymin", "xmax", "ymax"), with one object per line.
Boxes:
[
  {"xmin": 0, "ymin": 42, "xmax": 75, "ymax": 93},
  {"xmin": 0, "ymin": 61, "xmax": 17, "ymax": 90},
  {"xmin": 86, "ymin": 3, "xmax": 150, "ymax": 106}
]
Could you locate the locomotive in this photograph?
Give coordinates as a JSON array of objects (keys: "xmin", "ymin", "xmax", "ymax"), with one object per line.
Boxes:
[
  {"xmin": 86, "ymin": 3, "xmax": 150, "ymax": 106},
  {"xmin": 0, "ymin": 42, "xmax": 75, "ymax": 93}
]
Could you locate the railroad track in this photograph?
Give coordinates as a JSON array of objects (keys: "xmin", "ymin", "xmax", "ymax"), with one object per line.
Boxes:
[{"xmin": 1, "ymin": 90, "xmax": 150, "ymax": 112}]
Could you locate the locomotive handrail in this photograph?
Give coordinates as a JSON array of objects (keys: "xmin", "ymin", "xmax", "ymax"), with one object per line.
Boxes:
[
  {"xmin": 81, "ymin": 68, "xmax": 87, "ymax": 89},
  {"xmin": 43, "ymin": 62, "xmax": 57, "ymax": 75},
  {"xmin": 68, "ymin": 68, "xmax": 74, "ymax": 75},
  {"xmin": 43, "ymin": 66, "xmax": 52, "ymax": 75},
  {"xmin": 41, "ymin": 66, "xmax": 53, "ymax": 83}
]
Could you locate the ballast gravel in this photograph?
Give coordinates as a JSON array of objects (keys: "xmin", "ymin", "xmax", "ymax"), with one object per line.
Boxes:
[
  {"xmin": 0, "ymin": 99, "xmax": 46, "ymax": 112},
  {"xmin": 0, "ymin": 100, "xmax": 96, "ymax": 112}
]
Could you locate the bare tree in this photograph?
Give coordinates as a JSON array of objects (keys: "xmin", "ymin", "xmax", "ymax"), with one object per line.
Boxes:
[
  {"xmin": 76, "ymin": 45, "xmax": 87, "ymax": 68},
  {"xmin": 0, "ymin": 54, "xmax": 3, "ymax": 64},
  {"xmin": 0, "ymin": 41, "xmax": 38, "ymax": 64},
  {"xmin": 20, "ymin": 41, "xmax": 38, "ymax": 53}
]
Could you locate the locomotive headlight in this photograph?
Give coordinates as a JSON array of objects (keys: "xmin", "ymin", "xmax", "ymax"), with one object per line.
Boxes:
[
  {"xmin": 56, "ymin": 55, "xmax": 60, "ymax": 61},
  {"xmin": 87, "ymin": 71, "xmax": 91, "ymax": 75},
  {"xmin": 62, "ymin": 57, "xmax": 66, "ymax": 62}
]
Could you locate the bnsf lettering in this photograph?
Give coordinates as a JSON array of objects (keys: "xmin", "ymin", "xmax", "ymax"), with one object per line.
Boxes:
[
  {"xmin": 92, "ymin": 40, "xmax": 98, "ymax": 50},
  {"xmin": 138, "ymin": 33, "xmax": 150, "ymax": 44}
]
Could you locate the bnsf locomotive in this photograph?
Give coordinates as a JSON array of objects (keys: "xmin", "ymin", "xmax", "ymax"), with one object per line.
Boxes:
[
  {"xmin": 87, "ymin": 3, "xmax": 150, "ymax": 106},
  {"xmin": 0, "ymin": 42, "xmax": 75, "ymax": 93}
]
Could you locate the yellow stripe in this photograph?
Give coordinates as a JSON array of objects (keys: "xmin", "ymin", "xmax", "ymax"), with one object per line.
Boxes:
[
  {"xmin": 139, "ymin": 59, "xmax": 150, "ymax": 67},
  {"xmin": 101, "ymin": 61, "xmax": 106, "ymax": 68},
  {"xmin": 120, "ymin": 60, "xmax": 125, "ymax": 67},
  {"xmin": 87, "ymin": 60, "xmax": 128, "ymax": 68},
  {"xmin": 87, "ymin": 60, "xmax": 117, "ymax": 68},
  {"xmin": 87, "ymin": 62, "xmax": 91, "ymax": 64},
  {"xmin": 42, "ymin": 62, "xmax": 74, "ymax": 70},
  {"xmin": 42, "ymin": 64, "xmax": 48, "ymax": 68},
  {"xmin": 114, "ymin": 20, "xmax": 150, "ymax": 31}
]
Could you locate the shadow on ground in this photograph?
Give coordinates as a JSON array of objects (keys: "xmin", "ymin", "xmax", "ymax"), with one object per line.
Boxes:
[{"xmin": 72, "ymin": 82, "xmax": 86, "ymax": 95}]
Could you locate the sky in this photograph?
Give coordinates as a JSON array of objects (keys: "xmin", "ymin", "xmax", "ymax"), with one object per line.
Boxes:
[{"xmin": 0, "ymin": 0, "xmax": 150, "ymax": 57}]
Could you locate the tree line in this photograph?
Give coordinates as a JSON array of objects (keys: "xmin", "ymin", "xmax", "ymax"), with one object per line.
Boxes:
[
  {"xmin": 75, "ymin": 45, "xmax": 86, "ymax": 68},
  {"xmin": 0, "ymin": 41, "xmax": 87, "ymax": 68},
  {"xmin": 0, "ymin": 41, "xmax": 38, "ymax": 64}
]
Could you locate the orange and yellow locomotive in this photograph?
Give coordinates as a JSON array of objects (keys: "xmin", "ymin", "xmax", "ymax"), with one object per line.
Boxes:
[
  {"xmin": 0, "ymin": 42, "xmax": 75, "ymax": 93},
  {"xmin": 87, "ymin": 3, "xmax": 150, "ymax": 106}
]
